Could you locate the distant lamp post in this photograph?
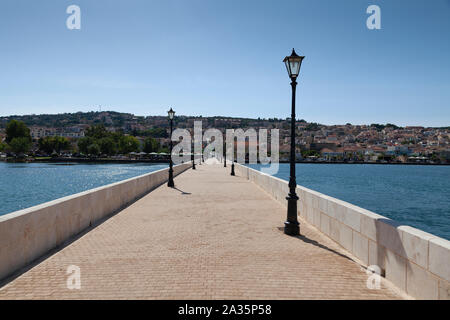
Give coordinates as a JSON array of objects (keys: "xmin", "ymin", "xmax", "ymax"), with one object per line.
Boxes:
[
  {"xmin": 167, "ymin": 107, "xmax": 175, "ymax": 188},
  {"xmin": 230, "ymin": 143, "xmax": 235, "ymax": 175},
  {"xmin": 283, "ymin": 48, "xmax": 305, "ymax": 236},
  {"xmin": 192, "ymin": 140, "xmax": 196, "ymax": 170},
  {"xmin": 231, "ymin": 160, "xmax": 235, "ymax": 176},
  {"xmin": 230, "ymin": 144, "xmax": 235, "ymax": 176},
  {"xmin": 224, "ymin": 143, "xmax": 227, "ymax": 167}
]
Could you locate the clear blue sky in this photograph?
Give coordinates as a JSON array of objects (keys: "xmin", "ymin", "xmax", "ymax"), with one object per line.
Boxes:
[{"xmin": 0, "ymin": 0, "xmax": 449, "ymax": 126}]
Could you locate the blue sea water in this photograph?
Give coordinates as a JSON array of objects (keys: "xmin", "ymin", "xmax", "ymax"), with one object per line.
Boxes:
[
  {"xmin": 1, "ymin": 161, "xmax": 449, "ymax": 240},
  {"xmin": 0, "ymin": 162, "xmax": 168, "ymax": 216},
  {"xmin": 248, "ymin": 163, "xmax": 450, "ymax": 240}
]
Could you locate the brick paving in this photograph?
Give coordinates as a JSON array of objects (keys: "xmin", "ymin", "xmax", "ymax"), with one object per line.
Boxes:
[{"xmin": 0, "ymin": 164, "xmax": 404, "ymax": 299}]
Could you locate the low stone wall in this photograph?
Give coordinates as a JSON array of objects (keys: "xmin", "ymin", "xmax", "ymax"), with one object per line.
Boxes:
[
  {"xmin": 234, "ymin": 163, "xmax": 450, "ymax": 300},
  {"xmin": 0, "ymin": 163, "xmax": 191, "ymax": 282}
]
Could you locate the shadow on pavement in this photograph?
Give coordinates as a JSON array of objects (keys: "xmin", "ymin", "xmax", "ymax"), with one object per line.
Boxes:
[
  {"xmin": 277, "ymin": 227, "xmax": 357, "ymax": 264},
  {"xmin": 173, "ymin": 187, "xmax": 191, "ymax": 195}
]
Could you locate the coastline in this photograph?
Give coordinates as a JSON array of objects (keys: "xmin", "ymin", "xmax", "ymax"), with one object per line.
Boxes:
[
  {"xmin": 3, "ymin": 157, "xmax": 170, "ymax": 164},
  {"xmin": 1, "ymin": 157, "xmax": 449, "ymax": 166},
  {"xmin": 282, "ymin": 160, "xmax": 450, "ymax": 166}
]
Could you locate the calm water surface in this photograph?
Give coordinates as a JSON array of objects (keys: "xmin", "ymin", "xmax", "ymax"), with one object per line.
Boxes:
[
  {"xmin": 1, "ymin": 162, "xmax": 449, "ymax": 240},
  {"xmin": 249, "ymin": 163, "xmax": 450, "ymax": 240},
  {"xmin": 0, "ymin": 162, "xmax": 168, "ymax": 216}
]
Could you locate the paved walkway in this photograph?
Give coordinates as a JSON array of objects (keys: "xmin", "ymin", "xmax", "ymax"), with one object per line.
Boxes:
[{"xmin": 0, "ymin": 164, "xmax": 403, "ymax": 299}]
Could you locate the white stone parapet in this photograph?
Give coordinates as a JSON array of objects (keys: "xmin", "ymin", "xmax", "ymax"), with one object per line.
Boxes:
[
  {"xmin": 0, "ymin": 163, "xmax": 192, "ymax": 282},
  {"xmin": 234, "ymin": 163, "xmax": 450, "ymax": 300}
]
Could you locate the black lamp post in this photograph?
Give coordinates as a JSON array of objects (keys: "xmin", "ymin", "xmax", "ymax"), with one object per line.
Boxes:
[
  {"xmin": 224, "ymin": 143, "xmax": 227, "ymax": 167},
  {"xmin": 192, "ymin": 140, "xmax": 196, "ymax": 170},
  {"xmin": 167, "ymin": 108, "xmax": 175, "ymax": 188},
  {"xmin": 230, "ymin": 143, "xmax": 235, "ymax": 175},
  {"xmin": 283, "ymin": 48, "xmax": 305, "ymax": 236}
]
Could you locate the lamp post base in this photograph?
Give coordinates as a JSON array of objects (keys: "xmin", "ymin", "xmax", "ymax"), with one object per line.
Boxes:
[
  {"xmin": 284, "ymin": 220, "xmax": 300, "ymax": 236},
  {"xmin": 284, "ymin": 195, "xmax": 300, "ymax": 235},
  {"xmin": 168, "ymin": 169, "xmax": 174, "ymax": 188}
]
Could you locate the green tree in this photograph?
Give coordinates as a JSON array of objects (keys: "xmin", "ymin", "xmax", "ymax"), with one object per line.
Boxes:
[
  {"xmin": 118, "ymin": 135, "xmax": 139, "ymax": 154},
  {"xmin": 0, "ymin": 142, "xmax": 8, "ymax": 152},
  {"xmin": 9, "ymin": 137, "xmax": 31, "ymax": 154},
  {"xmin": 302, "ymin": 150, "xmax": 320, "ymax": 157},
  {"xmin": 86, "ymin": 124, "xmax": 109, "ymax": 139},
  {"xmin": 5, "ymin": 120, "xmax": 31, "ymax": 143},
  {"xmin": 98, "ymin": 137, "xmax": 116, "ymax": 155},
  {"xmin": 386, "ymin": 123, "xmax": 400, "ymax": 129},
  {"xmin": 158, "ymin": 146, "xmax": 169, "ymax": 154},
  {"xmin": 38, "ymin": 136, "xmax": 70, "ymax": 154},
  {"xmin": 370, "ymin": 123, "xmax": 385, "ymax": 131},
  {"xmin": 144, "ymin": 127, "xmax": 168, "ymax": 138},
  {"xmin": 110, "ymin": 131, "xmax": 124, "ymax": 144},
  {"xmin": 53, "ymin": 136, "xmax": 70, "ymax": 153},
  {"xmin": 143, "ymin": 137, "xmax": 158, "ymax": 153},
  {"xmin": 87, "ymin": 143, "xmax": 101, "ymax": 156},
  {"xmin": 38, "ymin": 137, "xmax": 54, "ymax": 154},
  {"xmin": 356, "ymin": 152, "xmax": 364, "ymax": 161},
  {"xmin": 77, "ymin": 137, "xmax": 95, "ymax": 154},
  {"xmin": 305, "ymin": 123, "xmax": 320, "ymax": 131}
]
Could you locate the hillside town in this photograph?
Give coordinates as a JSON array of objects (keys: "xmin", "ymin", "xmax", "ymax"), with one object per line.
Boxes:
[{"xmin": 0, "ymin": 111, "xmax": 449, "ymax": 164}]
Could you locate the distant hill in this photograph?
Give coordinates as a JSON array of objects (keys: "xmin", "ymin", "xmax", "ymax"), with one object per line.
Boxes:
[
  {"xmin": 0, "ymin": 111, "xmax": 287, "ymax": 130},
  {"xmin": 0, "ymin": 111, "xmax": 446, "ymax": 130},
  {"xmin": 0, "ymin": 111, "xmax": 136, "ymax": 128}
]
